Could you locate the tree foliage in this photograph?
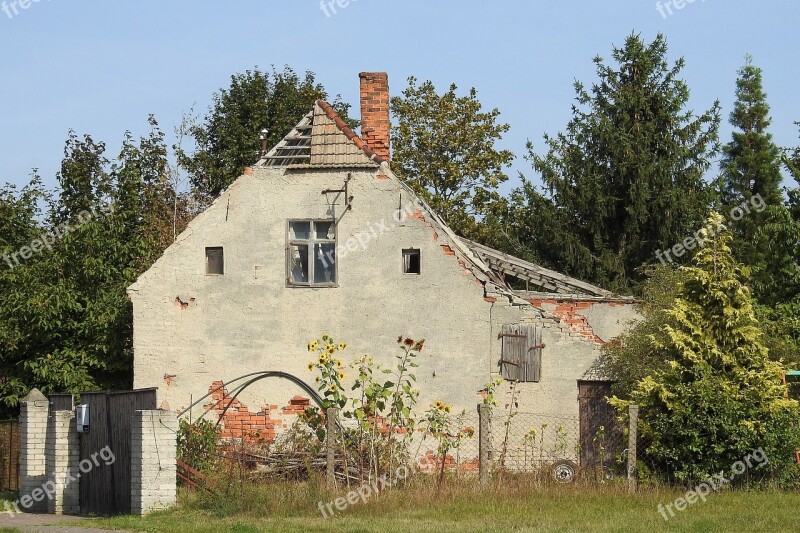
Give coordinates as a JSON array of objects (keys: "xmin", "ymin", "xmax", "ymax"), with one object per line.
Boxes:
[
  {"xmin": 0, "ymin": 119, "xmax": 191, "ymax": 413},
  {"xmin": 507, "ymin": 33, "xmax": 720, "ymax": 291},
  {"xmin": 609, "ymin": 213, "xmax": 800, "ymax": 484},
  {"xmin": 390, "ymin": 77, "xmax": 514, "ymax": 236},
  {"xmin": 180, "ymin": 66, "xmax": 354, "ymax": 200},
  {"xmin": 718, "ymin": 59, "xmax": 799, "ymax": 304}
]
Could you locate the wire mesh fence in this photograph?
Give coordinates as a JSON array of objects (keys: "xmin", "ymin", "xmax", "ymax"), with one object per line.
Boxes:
[{"xmin": 486, "ymin": 406, "xmax": 629, "ymax": 482}]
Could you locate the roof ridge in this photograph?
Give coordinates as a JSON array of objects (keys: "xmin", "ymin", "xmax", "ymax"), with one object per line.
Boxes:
[{"xmin": 315, "ymin": 100, "xmax": 389, "ymax": 166}]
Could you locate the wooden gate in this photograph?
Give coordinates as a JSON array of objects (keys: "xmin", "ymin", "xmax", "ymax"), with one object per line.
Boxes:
[
  {"xmin": 0, "ymin": 420, "xmax": 19, "ymax": 492},
  {"xmin": 77, "ymin": 389, "xmax": 157, "ymax": 516},
  {"xmin": 578, "ymin": 381, "xmax": 624, "ymax": 470}
]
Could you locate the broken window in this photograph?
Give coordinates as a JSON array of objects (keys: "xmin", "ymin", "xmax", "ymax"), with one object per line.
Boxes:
[
  {"xmin": 499, "ymin": 324, "xmax": 543, "ymax": 383},
  {"xmin": 403, "ymin": 249, "xmax": 421, "ymax": 274},
  {"xmin": 287, "ymin": 220, "xmax": 336, "ymax": 286},
  {"xmin": 205, "ymin": 247, "xmax": 224, "ymax": 275}
]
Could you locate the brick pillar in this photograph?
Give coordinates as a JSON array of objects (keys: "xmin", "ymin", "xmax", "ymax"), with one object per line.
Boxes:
[
  {"xmin": 46, "ymin": 410, "xmax": 80, "ymax": 515},
  {"xmin": 359, "ymin": 72, "xmax": 391, "ymax": 162},
  {"xmin": 131, "ymin": 410, "xmax": 177, "ymax": 516},
  {"xmin": 20, "ymin": 389, "xmax": 49, "ymax": 513}
]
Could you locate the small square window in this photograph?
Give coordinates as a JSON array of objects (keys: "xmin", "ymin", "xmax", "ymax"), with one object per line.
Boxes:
[
  {"xmin": 403, "ymin": 249, "xmax": 421, "ymax": 275},
  {"xmin": 206, "ymin": 247, "xmax": 224, "ymax": 275}
]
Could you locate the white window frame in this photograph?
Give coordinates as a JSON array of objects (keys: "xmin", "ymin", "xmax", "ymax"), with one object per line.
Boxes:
[{"xmin": 286, "ymin": 219, "xmax": 338, "ymax": 287}]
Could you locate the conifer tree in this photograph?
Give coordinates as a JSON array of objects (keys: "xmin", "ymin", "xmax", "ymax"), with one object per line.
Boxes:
[
  {"xmin": 612, "ymin": 213, "xmax": 800, "ymax": 484},
  {"xmin": 718, "ymin": 59, "xmax": 797, "ymax": 303},
  {"xmin": 512, "ymin": 33, "xmax": 720, "ymax": 290}
]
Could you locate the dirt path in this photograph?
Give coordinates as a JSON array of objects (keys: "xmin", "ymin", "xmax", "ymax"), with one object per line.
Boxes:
[{"xmin": 0, "ymin": 513, "xmax": 129, "ymax": 533}]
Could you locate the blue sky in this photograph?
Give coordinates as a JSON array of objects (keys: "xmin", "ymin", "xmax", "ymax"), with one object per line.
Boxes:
[{"xmin": 1, "ymin": 0, "xmax": 799, "ymax": 195}]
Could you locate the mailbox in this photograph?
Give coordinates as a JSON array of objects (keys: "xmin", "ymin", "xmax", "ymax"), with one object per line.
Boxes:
[{"xmin": 76, "ymin": 404, "xmax": 90, "ymax": 433}]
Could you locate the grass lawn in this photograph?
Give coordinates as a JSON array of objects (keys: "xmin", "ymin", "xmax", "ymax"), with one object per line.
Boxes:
[{"xmin": 96, "ymin": 479, "xmax": 800, "ymax": 533}]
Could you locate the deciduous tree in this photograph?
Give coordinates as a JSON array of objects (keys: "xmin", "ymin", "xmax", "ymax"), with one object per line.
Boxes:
[{"xmin": 390, "ymin": 77, "xmax": 514, "ymax": 236}]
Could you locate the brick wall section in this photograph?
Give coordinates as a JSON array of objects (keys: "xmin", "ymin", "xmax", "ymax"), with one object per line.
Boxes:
[
  {"xmin": 46, "ymin": 410, "xmax": 79, "ymax": 515},
  {"xmin": 203, "ymin": 381, "xmax": 308, "ymax": 443},
  {"xmin": 130, "ymin": 410, "xmax": 177, "ymax": 516},
  {"xmin": 359, "ymin": 72, "xmax": 391, "ymax": 161},
  {"xmin": 527, "ymin": 299, "xmax": 606, "ymax": 344},
  {"xmin": 19, "ymin": 389, "xmax": 48, "ymax": 513}
]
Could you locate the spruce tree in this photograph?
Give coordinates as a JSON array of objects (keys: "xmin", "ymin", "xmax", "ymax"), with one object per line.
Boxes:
[
  {"xmin": 514, "ymin": 33, "xmax": 720, "ymax": 290},
  {"xmin": 718, "ymin": 59, "xmax": 797, "ymax": 303}
]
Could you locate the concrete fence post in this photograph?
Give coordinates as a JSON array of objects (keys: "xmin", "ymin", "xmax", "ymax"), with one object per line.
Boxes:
[
  {"xmin": 46, "ymin": 410, "xmax": 79, "ymax": 515},
  {"xmin": 326, "ymin": 407, "xmax": 339, "ymax": 489},
  {"xmin": 627, "ymin": 404, "xmax": 639, "ymax": 494},
  {"xmin": 131, "ymin": 410, "xmax": 178, "ymax": 516},
  {"xmin": 20, "ymin": 389, "xmax": 49, "ymax": 513},
  {"xmin": 478, "ymin": 403, "xmax": 491, "ymax": 487}
]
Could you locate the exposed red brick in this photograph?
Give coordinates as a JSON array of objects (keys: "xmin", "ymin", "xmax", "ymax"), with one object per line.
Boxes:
[
  {"xmin": 526, "ymin": 299, "xmax": 606, "ymax": 344},
  {"xmin": 203, "ymin": 381, "xmax": 309, "ymax": 443},
  {"xmin": 376, "ymin": 174, "xmax": 389, "ymax": 180},
  {"xmin": 441, "ymin": 245, "xmax": 455, "ymax": 256},
  {"xmin": 484, "ymin": 297, "xmax": 497, "ymax": 303},
  {"xmin": 359, "ymin": 72, "xmax": 391, "ymax": 162}
]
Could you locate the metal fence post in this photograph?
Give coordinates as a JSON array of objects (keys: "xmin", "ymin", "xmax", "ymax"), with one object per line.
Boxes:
[
  {"xmin": 478, "ymin": 403, "xmax": 490, "ymax": 487},
  {"xmin": 627, "ymin": 405, "xmax": 639, "ymax": 493},
  {"xmin": 326, "ymin": 407, "xmax": 339, "ymax": 489}
]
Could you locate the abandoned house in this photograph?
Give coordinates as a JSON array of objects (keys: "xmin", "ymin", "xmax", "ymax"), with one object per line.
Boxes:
[{"xmin": 128, "ymin": 73, "xmax": 639, "ymax": 460}]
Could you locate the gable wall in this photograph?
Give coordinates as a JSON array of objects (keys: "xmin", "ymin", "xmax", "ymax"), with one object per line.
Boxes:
[{"xmin": 128, "ymin": 166, "xmax": 636, "ymax": 447}]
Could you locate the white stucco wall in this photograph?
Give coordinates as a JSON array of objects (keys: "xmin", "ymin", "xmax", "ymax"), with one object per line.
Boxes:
[{"xmin": 128, "ymin": 166, "xmax": 637, "ymax": 442}]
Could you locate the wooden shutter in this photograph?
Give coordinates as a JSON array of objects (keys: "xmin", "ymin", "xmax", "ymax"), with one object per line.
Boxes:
[{"xmin": 499, "ymin": 324, "xmax": 542, "ymax": 382}]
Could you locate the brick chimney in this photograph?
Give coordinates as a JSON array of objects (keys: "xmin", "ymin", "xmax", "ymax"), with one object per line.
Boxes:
[{"xmin": 359, "ymin": 72, "xmax": 391, "ymax": 162}]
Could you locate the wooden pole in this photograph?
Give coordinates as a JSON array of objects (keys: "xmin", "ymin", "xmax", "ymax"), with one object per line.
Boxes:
[
  {"xmin": 627, "ymin": 405, "xmax": 639, "ymax": 493},
  {"xmin": 326, "ymin": 407, "xmax": 339, "ymax": 489},
  {"xmin": 478, "ymin": 403, "xmax": 490, "ymax": 487}
]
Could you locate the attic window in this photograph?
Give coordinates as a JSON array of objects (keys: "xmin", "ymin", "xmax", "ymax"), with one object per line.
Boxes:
[
  {"xmin": 206, "ymin": 247, "xmax": 224, "ymax": 275},
  {"xmin": 403, "ymin": 249, "xmax": 421, "ymax": 275},
  {"xmin": 287, "ymin": 220, "xmax": 337, "ymax": 287}
]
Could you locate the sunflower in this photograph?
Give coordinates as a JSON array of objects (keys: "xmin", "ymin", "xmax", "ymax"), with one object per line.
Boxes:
[
  {"xmin": 338, "ymin": 342, "xmax": 347, "ymax": 351},
  {"xmin": 335, "ymin": 359, "xmax": 343, "ymax": 368},
  {"xmin": 404, "ymin": 338, "xmax": 414, "ymax": 347},
  {"xmin": 433, "ymin": 401, "xmax": 451, "ymax": 413},
  {"xmin": 318, "ymin": 355, "xmax": 328, "ymax": 365},
  {"xmin": 325, "ymin": 343, "xmax": 335, "ymax": 353},
  {"xmin": 308, "ymin": 341, "xmax": 319, "ymax": 352},
  {"xmin": 315, "ymin": 376, "xmax": 321, "ymax": 383},
  {"xmin": 328, "ymin": 384, "xmax": 337, "ymax": 392},
  {"xmin": 338, "ymin": 372, "xmax": 345, "ymax": 380},
  {"xmin": 397, "ymin": 336, "xmax": 404, "ymax": 344},
  {"xmin": 322, "ymin": 333, "xmax": 330, "ymax": 341},
  {"xmin": 307, "ymin": 362, "xmax": 314, "ymax": 371}
]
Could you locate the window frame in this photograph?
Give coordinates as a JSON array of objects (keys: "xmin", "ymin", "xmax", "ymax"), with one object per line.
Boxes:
[
  {"xmin": 402, "ymin": 248, "xmax": 421, "ymax": 275},
  {"xmin": 205, "ymin": 246, "xmax": 225, "ymax": 276},
  {"xmin": 286, "ymin": 219, "xmax": 338, "ymax": 288}
]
